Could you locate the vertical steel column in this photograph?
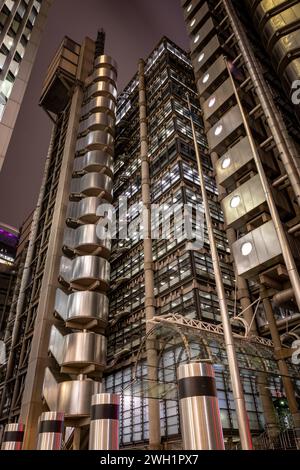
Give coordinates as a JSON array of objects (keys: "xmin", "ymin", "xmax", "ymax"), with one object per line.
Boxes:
[
  {"xmin": 178, "ymin": 362, "xmax": 224, "ymax": 450},
  {"xmin": 225, "ymin": 58, "xmax": 300, "ymax": 313},
  {"xmin": 261, "ymin": 289, "xmax": 300, "ymax": 427},
  {"xmin": 89, "ymin": 393, "xmax": 119, "ymax": 450},
  {"xmin": 138, "ymin": 59, "xmax": 161, "ymax": 450},
  {"xmin": 36, "ymin": 412, "xmax": 64, "ymax": 450},
  {"xmin": 1, "ymin": 423, "xmax": 24, "ymax": 450},
  {"xmin": 186, "ymin": 94, "xmax": 252, "ymax": 450}
]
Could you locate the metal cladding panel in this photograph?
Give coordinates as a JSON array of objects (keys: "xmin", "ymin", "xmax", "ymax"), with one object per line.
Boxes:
[
  {"xmin": 253, "ymin": 0, "xmax": 298, "ymax": 29},
  {"xmin": 263, "ymin": 5, "xmax": 300, "ymax": 51},
  {"xmin": 70, "ymin": 255, "xmax": 111, "ymax": 286},
  {"xmin": 54, "ymin": 289, "xmax": 68, "ymax": 321},
  {"xmin": 43, "ymin": 368, "xmax": 59, "ymax": 412},
  {"xmin": 49, "ymin": 326, "xmax": 64, "ymax": 365},
  {"xmin": 183, "ymin": 0, "xmax": 202, "ymax": 21},
  {"xmin": 232, "ymin": 220, "xmax": 282, "ymax": 278},
  {"xmin": 222, "ymin": 175, "xmax": 267, "ymax": 229},
  {"xmin": 87, "ymin": 80, "xmax": 118, "ymax": 101},
  {"xmin": 59, "ymin": 256, "xmax": 72, "ymax": 283},
  {"xmin": 78, "ymin": 113, "xmax": 115, "ymax": 135},
  {"xmin": 76, "ymin": 130, "xmax": 114, "ymax": 154},
  {"xmin": 202, "ymin": 77, "xmax": 234, "ymax": 122},
  {"xmin": 71, "ymin": 172, "xmax": 113, "ymax": 199},
  {"xmin": 206, "ymin": 105, "xmax": 244, "ymax": 154},
  {"xmin": 64, "ymin": 224, "xmax": 111, "ymax": 255},
  {"xmin": 94, "ymin": 55, "xmax": 118, "ymax": 72},
  {"xmin": 192, "ymin": 35, "xmax": 222, "ymax": 75},
  {"xmin": 69, "ymin": 197, "xmax": 111, "ymax": 224},
  {"xmin": 62, "ymin": 332, "xmax": 107, "ymax": 368},
  {"xmin": 197, "ymin": 55, "xmax": 227, "ymax": 97},
  {"xmin": 215, "ymin": 136, "xmax": 278, "ymax": 188},
  {"xmin": 92, "ymin": 67, "xmax": 117, "ymax": 84},
  {"xmin": 57, "ymin": 380, "xmax": 103, "ymax": 417},
  {"xmin": 81, "ymin": 96, "xmax": 116, "ymax": 118},
  {"xmin": 284, "ymin": 58, "xmax": 300, "ymax": 93},
  {"xmin": 189, "ymin": 5, "xmax": 211, "ymax": 41},
  {"xmin": 272, "ymin": 30, "xmax": 300, "ymax": 74},
  {"xmin": 67, "ymin": 291, "xmax": 109, "ymax": 324},
  {"xmin": 73, "ymin": 151, "xmax": 114, "ymax": 176}
]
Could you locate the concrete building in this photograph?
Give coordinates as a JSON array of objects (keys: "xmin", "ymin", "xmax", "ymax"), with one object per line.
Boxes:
[
  {"xmin": 0, "ymin": 21, "xmax": 300, "ymax": 450},
  {"xmin": 0, "ymin": 0, "xmax": 53, "ymax": 171}
]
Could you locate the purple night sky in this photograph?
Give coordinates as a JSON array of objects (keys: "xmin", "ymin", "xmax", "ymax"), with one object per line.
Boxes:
[{"xmin": 0, "ymin": 0, "xmax": 189, "ymax": 229}]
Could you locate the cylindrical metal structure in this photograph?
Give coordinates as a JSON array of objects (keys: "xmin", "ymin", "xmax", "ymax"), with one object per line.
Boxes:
[
  {"xmin": 178, "ymin": 363, "xmax": 224, "ymax": 450},
  {"xmin": 186, "ymin": 94, "xmax": 253, "ymax": 450},
  {"xmin": 36, "ymin": 412, "xmax": 64, "ymax": 450},
  {"xmin": 1, "ymin": 423, "xmax": 25, "ymax": 450},
  {"xmin": 89, "ymin": 393, "xmax": 119, "ymax": 450}
]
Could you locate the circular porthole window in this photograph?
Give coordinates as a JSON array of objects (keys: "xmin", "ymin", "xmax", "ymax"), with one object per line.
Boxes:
[
  {"xmin": 230, "ymin": 195, "xmax": 241, "ymax": 208},
  {"xmin": 208, "ymin": 97, "xmax": 216, "ymax": 108},
  {"xmin": 190, "ymin": 19, "xmax": 196, "ymax": 27},
  {"xmin": 214, "ymin": 125, "xmax": 223, "ymax": 136},
  {"xmin": 198, "ymin": 53, "xmax": 205, "ymax": 64},
  {"xmin": 221, "ymin": 157, "xmax": 231, "ymax": 169},
  {"xmin": 241, "ymin": 242, "xmax": 253, "ymax": 256},
  {"xmin": 202, "ymin": 73, "xmax": 210, "ymax": 83},
  {"xmin": 187, "ymin": 4, "xmax": 192, "ymax": 12},
  {"xmin": 194, "ymin": 34, "xmax": 200, "ymax": 44}
]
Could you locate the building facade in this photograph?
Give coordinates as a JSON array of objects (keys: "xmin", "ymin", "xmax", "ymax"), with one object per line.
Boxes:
[
  {"xmin": 0, "ymin": 0, "xmax": 53, "ymax": 171},
  {"xmin": 0, "ymin": 26, "xmax": 300, "ymax": 450},
  {"xmin": 181, "ymin": 0, "xmax": 300, "ymax": 439}
]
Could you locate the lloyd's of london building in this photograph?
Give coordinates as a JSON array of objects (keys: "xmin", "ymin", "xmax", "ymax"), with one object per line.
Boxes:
[{"xmin": 0, "ymin": 0, "xmax": 300, "ymax": 452}]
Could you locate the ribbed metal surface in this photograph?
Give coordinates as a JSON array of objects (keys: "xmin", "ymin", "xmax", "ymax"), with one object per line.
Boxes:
[
  {"xmin": 36, "ymin": 412, "xmax": 64, "ymax": 450},
  {"xmin": 43, "ymin": 54, "xmax": 117, "ymax": 424},
  {"xmin": 1, "ymin": 423, "xmax": 24, "ymax": 450},
  {"xmin": 71, "ymin": 255, "xmax": 110, "ymax": 288},
  {"xmin": 76, "ymin": 130, "xmax": 114, "ymax": 154},
  {"xmin": 71, "ymin": 172, "xmax": 113, "ymax": 200},
  {"xmin": 78, "ymin": 113, "xmax": 115, "ymax": 136},
  {"xmin": 177, "ymin": 363, "xmax": 224, "ymax": 450},
  {"xmin": 89, "ymin": 393, "xmax": 120, "ymax": 450},
  {"xmin": 192, "ymin": 35, "xmax": 222, "ymax": 74},
  {"xmin": 57, "ymin": 380, "xmax": 103, "ymax": 417},
  {"xmin": 81, "ymin": 96, "xmax": 116, "ymax": 118},
  {"xmin": 73, "ymin": 151, "xmax": 114, "ymax": 177},
  {"xmin": 64, "ymin": 224, "xmax": 111, "ymax": 257}
]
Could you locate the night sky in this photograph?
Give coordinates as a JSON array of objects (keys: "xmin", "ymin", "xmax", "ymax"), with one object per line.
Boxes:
[{"xmin": 0, "ymin": 0, "xmax": 189, "ymax": 229}]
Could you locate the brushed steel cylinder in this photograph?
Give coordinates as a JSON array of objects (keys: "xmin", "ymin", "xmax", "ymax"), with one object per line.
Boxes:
[
  {"xmin": 73, "ymin": 151, "xmax": 114, "ymax": 177},
  {"xmin": 70, "ymin": 255, "xmax": 110, "ymax": 290},
  {"xmin": 62, "ymin": 332, "xmax": 107, "ymax": 369},
  {"xmin": 57, "ymin": 380, "xmax": 103, "ymax": 418},
  {"xmin": 177, "ymin": 362, "xmax": 224, "ymax": 450},
  {"xmin": 1, "ymin": 423, "xmax": 24, "ymax": 450},
  {"xmin": 89, "ymin": 393, "xmax": 120, "ymax": 450},
  {"xmin": 67, "ymin": 290, "xmax": 109, "ymax": 326},
  {"xmin": 36, "ymin": 412, "xmax": 64, "ymax": 450}
]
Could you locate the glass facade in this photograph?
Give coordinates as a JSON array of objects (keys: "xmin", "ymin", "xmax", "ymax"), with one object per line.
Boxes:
[{"xmin": 103, "ymin": 37, "xmax": 300, "ymax": 448}]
